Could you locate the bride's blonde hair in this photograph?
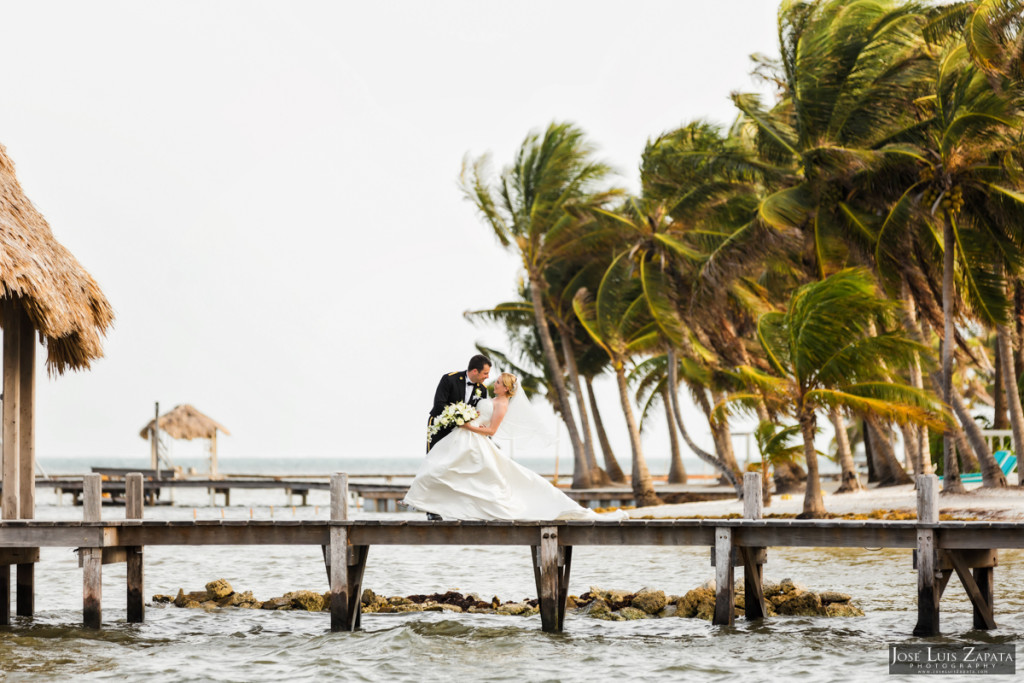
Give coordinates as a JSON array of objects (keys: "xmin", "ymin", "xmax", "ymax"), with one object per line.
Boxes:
[{"xmin": 497, "ymin": 372, "xmax": 518, "ymax": 397}]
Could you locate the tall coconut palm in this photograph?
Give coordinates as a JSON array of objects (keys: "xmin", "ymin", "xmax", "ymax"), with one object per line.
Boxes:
[
  {"xmin": 923, "ymin": 0, "xmax": 1024, "ymax": 486},
  {"xmin": 573, "ymin": 252, "xmax": 662, "ymax": 506},
  {"xmin": 461, "ymin": 122, "xmax": 621, "ymax": 488},
  {"xmin": 875, "ymin": 39, "xmax": 1023, "ymax": 490},
  {"xmin": 730, "ymin": 268, "xmax": 945, "ymax": 517}
]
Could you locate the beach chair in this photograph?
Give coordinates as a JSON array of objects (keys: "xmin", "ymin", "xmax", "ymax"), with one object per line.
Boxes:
[{"xmin": 939, "ymin": 449, "xmax": 1016, "ymax": 483}]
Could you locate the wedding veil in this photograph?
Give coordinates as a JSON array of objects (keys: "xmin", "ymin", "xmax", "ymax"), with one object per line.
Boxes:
[{"xmin": 492, "ymin": 391, "xmax": 556, "ymax": 458}]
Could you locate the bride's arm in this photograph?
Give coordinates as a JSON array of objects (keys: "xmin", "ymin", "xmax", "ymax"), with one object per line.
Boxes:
[{"xmin": 459, "ymin": 399, "xmax": 509, "ymax": 436}]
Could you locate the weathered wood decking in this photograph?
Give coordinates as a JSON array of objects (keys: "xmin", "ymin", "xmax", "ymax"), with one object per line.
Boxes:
[{"xmin": 0, "ymin": 473, "xmax": 1019, "ymax": 636}]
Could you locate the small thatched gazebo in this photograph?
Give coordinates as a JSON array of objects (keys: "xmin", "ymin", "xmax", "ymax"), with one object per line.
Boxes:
[
  {"xmin": 0, "ymin": 143, "xmax": 114, "ymax": 619},
  {"xmin": 139, "ymin": 404, "xmax": 230, "ymax": 477}
]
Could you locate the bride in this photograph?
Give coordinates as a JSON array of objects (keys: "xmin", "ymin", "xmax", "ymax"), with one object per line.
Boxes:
[{"xmin": 403, "ymin": 372, "xmax": 628, "ymax": 521}]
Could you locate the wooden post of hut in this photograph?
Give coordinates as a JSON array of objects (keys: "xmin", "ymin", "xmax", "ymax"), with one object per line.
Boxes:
[{"xmin": 0, "ymin": 143, "xmax": 115, "ymax": 624}]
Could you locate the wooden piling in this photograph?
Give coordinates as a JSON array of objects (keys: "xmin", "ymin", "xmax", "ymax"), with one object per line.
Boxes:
[
  {"xmin": 913, "ymin": 474, "xmax": 939, "ymax": 636},
  {"xmin": 0, "ymin": 565, "xmax": 8, "ymax": 625},
  {"xmin": 126, "ymin": 473, "xmax": 144, "ymax": 624},
  {"xmin": 329, "ymin": 473, "xmax": 351, "ymax": 632},
  {"xmin": 82, "ymin": 473, "xmax": 102, "ymax": 629},
  {"xmin": 713, "ymin": 527, "xmax": 734, "ymax": 626},
  {"xmin": 535, "ymin": 527, "xmax": 563, "ymax": 633},
  {"xmin": 742, "ymin": 473, "xmax": 766, "ymax": 620},
  {"xmin": 2, "ymin": 301, "xmax": 22, "ymax": 521},
  {"xmin": 16, "ymin": 313, "xmax": 35, "ymax": 618}
]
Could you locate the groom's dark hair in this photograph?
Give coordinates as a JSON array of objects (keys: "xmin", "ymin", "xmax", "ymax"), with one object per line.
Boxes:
[{"xmin": 468, "ymin": 354, "xmax": 491, "ymax": 372}]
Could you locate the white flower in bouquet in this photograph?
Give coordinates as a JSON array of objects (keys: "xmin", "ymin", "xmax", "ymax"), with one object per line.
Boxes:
[{"xmin": 428, "ymin": 401, "xmax": 479, "ymax": 443}]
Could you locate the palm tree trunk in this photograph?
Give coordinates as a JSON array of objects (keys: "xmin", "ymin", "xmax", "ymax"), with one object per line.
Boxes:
[
  {"xmin": 586, "ymin": 376, "xmax": 626, "ymax": 483},
  {"xmin": 863, "ymin": 419, "xmax": 877, "ymax": 483},
  {"xmin": 900, "ymin": 281, "xmax": 930, "ymax": 475},
  {"xmin": 866, "ymin": 416, "xmax": 913, "ymax": 486},
  {"xmin": 665, "ymin": 347, "xmax": 742, "ymax": 496},
  {"xmin": 948, "ymin": 389, "xmax": 988, "ymax": 475},
  {"xmin": 613, "ymin": 363, "xmax": 660, "ymax": 507},
  {"xmin": 559, "ymin": 328, "xmax": 610, "ymax": 486},
  {"xmin": 752, "ymin": 403, "xmax": 773, "ymax": 504},
  {"xmin": 831, "ymin": 407, "xmax": 862, "ymax": 493},
  {"xmin": 994, "ymin": 340, "xmax": 1009, "ymax": 429},
  {"xmin": 662, "ymin": 386, "xmax": 687, "ymax": 484},
  {"xmin": 995, "ymin": 323, "xmax": 1021, "ymax": 486},
  {"xmin": 798, "ymin": 412, "xmax": 825, "ymax": 518},
  {"xmin": 902, "ymin": 423, "xmax": 918, "ymax": 473},
  {"xmin": 528, "ymin": 269, "xmax": 591, "ymax": 489},
  {"xmin": 940, "ymin": 215, "xmax": 966, "ymax": 492},
  {"xmin": 709, "ymin": 388, "xmax": 742, "ymax": 477}
]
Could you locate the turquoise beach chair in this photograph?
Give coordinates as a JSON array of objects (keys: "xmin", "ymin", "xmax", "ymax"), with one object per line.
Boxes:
[{"xmin": 940, "ymin": 449, "xmax": 1017, "ymax": 483}]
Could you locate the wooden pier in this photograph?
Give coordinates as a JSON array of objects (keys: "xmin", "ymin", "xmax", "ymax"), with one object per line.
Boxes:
[
  {"xmin": 0, "ymin": 472, "xmax": 1019, "ymax": 636},
  {"xmin": 17, "ymin": 475, "xmax": 731, "ymax": 511}
]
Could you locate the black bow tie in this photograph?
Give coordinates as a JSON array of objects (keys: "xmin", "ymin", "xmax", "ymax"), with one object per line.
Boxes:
[{"xmin": 467, "ymin": 382, "xmax": 474, "ymax": 386}]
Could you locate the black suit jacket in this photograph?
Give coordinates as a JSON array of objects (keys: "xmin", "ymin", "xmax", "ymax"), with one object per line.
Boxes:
[{"xmin": 427, "ymin": 371, "xmax": 487, "ymax": 451}]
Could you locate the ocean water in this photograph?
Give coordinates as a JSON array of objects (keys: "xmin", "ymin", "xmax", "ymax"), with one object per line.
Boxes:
[{"xmin": 1, "ymin": 458, "xmax": 1019, "ymax": 681}]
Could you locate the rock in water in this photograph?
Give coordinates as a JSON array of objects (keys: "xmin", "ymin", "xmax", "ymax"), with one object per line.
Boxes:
[
  {"xmin": 631, "ymin": 590, "xmax": 666, "ymax": 615},
  {"xmin": 496, "ymin": 602, "xmax": 528, "ymax": 616},
  {"xmin": 825, "ymin": 602, "xmax": 865, "ymax": 617},
  {"xmin": 819, "ymin": 591, "xmax": 852, "ymax": 604},
  {"xmin": 206, "ymin": 579, "xmax": 233, "ymax": 600},
  {"xmin": 616, "ymin": 606, "xmax": 649, "ymax": 620},
  {"xmin": 286, "ymin": 590, "xmax": 325, "ymax": 612},
  {"xmin": 675, "ymin": 586, "xmax": 716, "ymax": 620},
  {"xmin": 261, "ymin": 597, "xmax": 292, "ymax": 610},
  {"xmin": 772, "ymin": 591, "xmax": 823, "ymax": 616}
]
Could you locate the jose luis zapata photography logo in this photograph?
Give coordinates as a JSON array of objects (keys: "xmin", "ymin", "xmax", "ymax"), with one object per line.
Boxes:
[{"xmin": 889, "ymin": 644, "xmax": 1016, "ymax": 675}]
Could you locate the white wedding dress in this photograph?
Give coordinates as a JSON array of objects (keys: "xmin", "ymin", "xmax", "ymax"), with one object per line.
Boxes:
[{"xmin": 404, "ymin": 398, "xmax": 628, "ymax": 521}]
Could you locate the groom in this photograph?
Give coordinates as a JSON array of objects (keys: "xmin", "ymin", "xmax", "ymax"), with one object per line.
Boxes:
[{"xmin": 427, "ymin": 353, "xmax": 491, "ymax": 453}]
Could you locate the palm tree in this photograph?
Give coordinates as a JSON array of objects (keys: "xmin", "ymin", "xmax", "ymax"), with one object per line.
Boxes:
[
  {"xmin": 630, "ymin": 355, "xmax": 687, "ymax": 484},
  {"xmin": 461, "ymin": 122, "xmax": 621, "ymax": 488},
  {"xmin": 875, "ymin": 39, "xmax": 1023, "ymax": 490},
  {"xmin": 754, "ymin": 421, "xmax": 806, "ymax": 495},
  {"xmin": 573, "ymin": 252, "xmax": 662, "ymax": 506},
  {"xmin": 730, "ymin": 268, "xmax": 945, "ymax": 517},
  {"xmin": 923, "ymin": 0, "xmax": 1024, "ymax": 486}
]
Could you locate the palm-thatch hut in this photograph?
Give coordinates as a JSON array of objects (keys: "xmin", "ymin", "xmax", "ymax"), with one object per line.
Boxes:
[
  {"xmin": 139, "ymin": 404, "xmax": 230, "ymax": 477},
  {"xmin": 0, "ymin": 142, "xmax": 113, "ymax": 619}
]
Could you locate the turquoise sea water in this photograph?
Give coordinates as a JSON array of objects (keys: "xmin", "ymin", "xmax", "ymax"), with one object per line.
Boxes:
[{"xmin": 1, "ymin": 457, "xmax": 1019, "ymax": 681}]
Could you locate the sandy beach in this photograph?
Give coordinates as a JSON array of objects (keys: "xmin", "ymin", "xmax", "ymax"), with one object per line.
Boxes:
[{"xmin": 631, "ymin": 475, "xmax": 1024, "ymax": 521}]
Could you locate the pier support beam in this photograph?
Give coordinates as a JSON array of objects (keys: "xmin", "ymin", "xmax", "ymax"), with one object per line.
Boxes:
[
  {"xmin": 82, "ymin": 474, "xmax": 102, "ymax": 629},
  {"xmin": 742, "ymin": 473, "xmax": 766, "ymax": 620},
  {"xmin": 713, "ymin": 527, "xmax": 734, "ymax": 626},
  {"xmin": 532, "ymin": 527, "xmax": 571, "ymax": 633},
  {"xmin": 328, "ymin": 473, "xmax": 368, "ymax": 632},
  {"xmin": 914, "ymin": 475, "xmax": 940, "ymax": 636},
  {"xmin": 16, "ymin": 313, "xmax": 35, "ymax": 619},
  {"xmin": 126, "ymin": 473, "xmax": 144, "ymax": 623}
]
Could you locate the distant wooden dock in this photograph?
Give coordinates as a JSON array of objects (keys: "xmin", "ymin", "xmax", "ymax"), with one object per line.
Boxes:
[
  {"xmin": 16, "ymin": 473, "xmax": 734, "ymax": 510},
  {"xmin": 0, "ymin": 472, "xmax": 1017, "ymax": 637}
]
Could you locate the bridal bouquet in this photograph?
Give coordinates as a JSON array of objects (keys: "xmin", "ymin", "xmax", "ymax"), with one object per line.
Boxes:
[{"xmin": 428, "ymin": 401, "xmax": 479, "ymax": 444}]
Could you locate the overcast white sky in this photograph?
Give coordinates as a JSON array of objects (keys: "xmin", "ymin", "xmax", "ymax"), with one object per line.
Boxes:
[{"xmin": 0, "ymin": 1, "xmax": 781, "ymax": 469}]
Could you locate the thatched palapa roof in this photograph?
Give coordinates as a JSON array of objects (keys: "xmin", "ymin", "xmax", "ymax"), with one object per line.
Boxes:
[
  {"xmin": 139, "ymin": 404, "xmax": 230, "ymax": 441},
  {"xmin": 0, "ymin": 144, "xmax": 114, "ymax": 374}
]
